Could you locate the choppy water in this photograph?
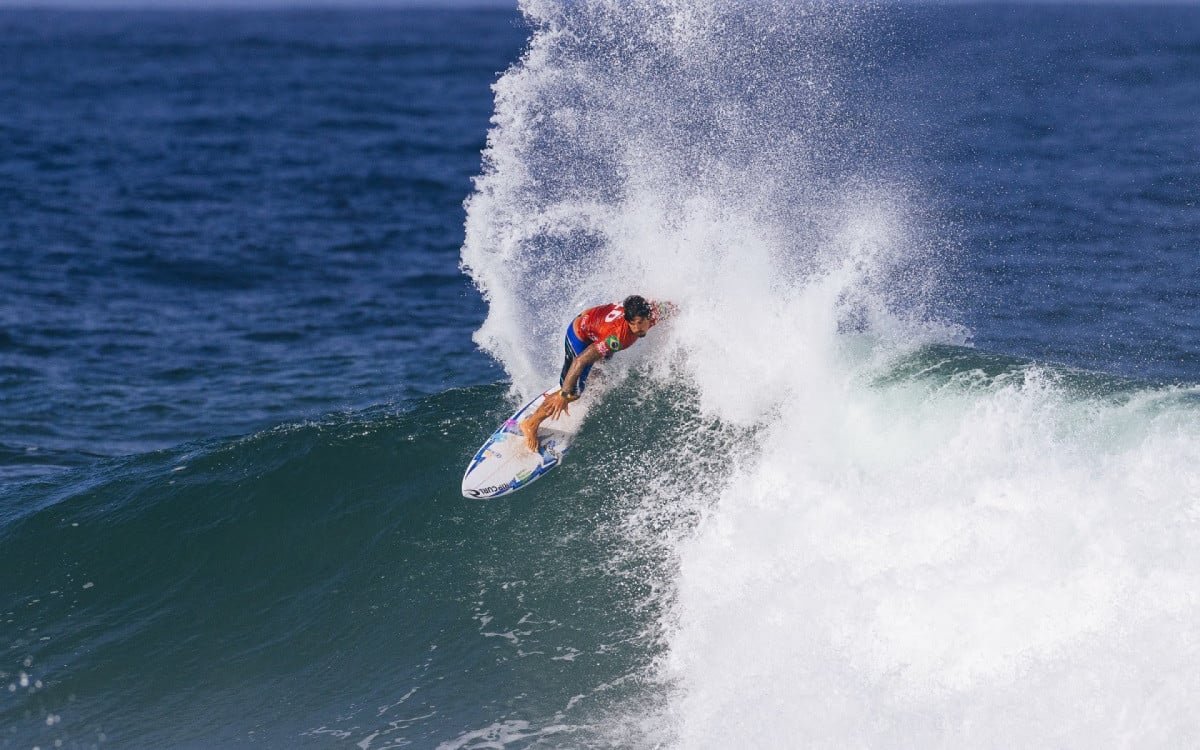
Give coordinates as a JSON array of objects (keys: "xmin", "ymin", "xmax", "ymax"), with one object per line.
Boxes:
[
  {"xmin": 3, "ymin": 4, "xmax": 1199, "ymax": 749},
  {"xmin": 1, "ymin": 8, "xmax": 516, "ymax": 480}
]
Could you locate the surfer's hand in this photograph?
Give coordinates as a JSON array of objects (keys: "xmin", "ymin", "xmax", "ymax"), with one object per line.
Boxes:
[{"xmin": 547, "ymin": 392, "xmax": 572, "ymax": 419}]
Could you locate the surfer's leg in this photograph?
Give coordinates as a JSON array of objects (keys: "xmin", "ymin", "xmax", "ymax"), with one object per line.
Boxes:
[
  {"xmin": 520, "ymin": 401, "xmax": 550, "ymax": 451},
  {"xmin": 522, "ymin": 325, "xmax": 584, "ymax": 451}
]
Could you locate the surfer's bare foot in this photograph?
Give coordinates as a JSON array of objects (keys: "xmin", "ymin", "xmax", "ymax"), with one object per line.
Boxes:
[{"xmin": 519, "ymin": 417, "xmax": 540, "ymax": 452}]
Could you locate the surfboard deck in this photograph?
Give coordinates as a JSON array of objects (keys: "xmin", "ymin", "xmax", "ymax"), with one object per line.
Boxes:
[{"xmin": 461, "ymin": 388, "xmax": 589, "ymax": 499}]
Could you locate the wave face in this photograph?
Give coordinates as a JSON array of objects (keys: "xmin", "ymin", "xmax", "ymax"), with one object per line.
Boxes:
[
  {"xmin": 1, "ymin": 385, "xmax": 713, "ymax": 748},
  {"xmin": 461, "ymin": 1, "xmax": 1200, "ymax": 747},
  {"xmin": 5, "ymin": 360, "xmax": 1198, "ymax": 748}
]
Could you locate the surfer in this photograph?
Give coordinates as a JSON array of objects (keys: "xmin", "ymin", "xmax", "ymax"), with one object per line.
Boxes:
[{"xmin": 520, "ymin": 295, "xmax": 673, "ymax": 452}]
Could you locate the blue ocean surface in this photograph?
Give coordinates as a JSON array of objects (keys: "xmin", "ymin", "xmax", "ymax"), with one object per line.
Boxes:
[
  {"xmin": 1, "ymin": 3, "xmax": 1199, "ymax": 749},
  {"xmin": 1, "ymin": 9, "xmax": 516, "ymax": 477}
]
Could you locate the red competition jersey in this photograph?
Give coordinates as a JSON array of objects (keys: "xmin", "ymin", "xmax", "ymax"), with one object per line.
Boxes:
[{"xmin": 576, "ymin": 302, "xmax": 655, "ymax": 357}]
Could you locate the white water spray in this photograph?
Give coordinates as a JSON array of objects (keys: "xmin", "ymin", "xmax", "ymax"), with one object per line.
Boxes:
[{"xmin": 462, "ymin": 1, "xmax": 1200, "ymax": 747}]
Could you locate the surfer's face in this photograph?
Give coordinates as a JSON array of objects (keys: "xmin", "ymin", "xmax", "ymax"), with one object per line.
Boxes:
[{"xmin": 627, "ymin": 316, "xmax": 652, "ymax": 337}]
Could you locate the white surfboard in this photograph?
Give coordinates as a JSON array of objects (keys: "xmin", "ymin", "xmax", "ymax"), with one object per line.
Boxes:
[{"xmin": 461, "ymin": 387, "xmax": 589, "ymax": 499}]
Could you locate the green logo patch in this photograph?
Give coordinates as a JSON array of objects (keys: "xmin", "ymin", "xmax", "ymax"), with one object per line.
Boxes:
[{"xmin": 605, "ymin": 334, "xmax": 621, "ymax": 351}]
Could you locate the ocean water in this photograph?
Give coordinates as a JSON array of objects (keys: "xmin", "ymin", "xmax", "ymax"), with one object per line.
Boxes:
[{"xmin": 2, "ymin": 3, "xmax": 1199, "ymax": 749}]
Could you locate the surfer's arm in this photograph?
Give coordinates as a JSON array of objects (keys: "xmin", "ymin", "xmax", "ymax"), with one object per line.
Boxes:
[
  {"xmin": 548, "ymin": 345, "xmax": 604, "ymax": 417},
  {"xmin": 562, "ymin": 344, "xmax": 603, "ymax": 394}
]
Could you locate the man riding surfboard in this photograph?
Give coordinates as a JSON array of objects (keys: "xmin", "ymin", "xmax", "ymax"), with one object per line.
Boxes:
[{"xmin": 520, "ymin": 295, "xmax": 674, "ymax": 452}]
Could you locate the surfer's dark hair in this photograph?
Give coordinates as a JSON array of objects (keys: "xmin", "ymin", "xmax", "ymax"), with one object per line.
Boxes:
[{"xmin": 623, "ymin": 295, "xmax": 653, "ymax": 321}]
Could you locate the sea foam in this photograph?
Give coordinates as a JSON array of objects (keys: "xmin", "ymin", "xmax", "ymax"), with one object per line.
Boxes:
[{"xmin": 462, "ymin": 1, "xmax": 1200, "ymax": 746}]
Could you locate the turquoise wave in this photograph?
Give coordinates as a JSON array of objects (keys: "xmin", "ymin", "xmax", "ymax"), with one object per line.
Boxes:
[
  {"xmin": 3, "ymin": 352, "xmax": 1194, "ymax": 748},
  {"xmin": 0, "ymin": 383, "xmax": 693, "ymax": 748}
]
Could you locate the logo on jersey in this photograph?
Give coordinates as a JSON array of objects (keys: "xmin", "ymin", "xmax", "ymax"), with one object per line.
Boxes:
[{"xmin": 605, "ymin": 334, "xmax": 621, "ymax": 352}]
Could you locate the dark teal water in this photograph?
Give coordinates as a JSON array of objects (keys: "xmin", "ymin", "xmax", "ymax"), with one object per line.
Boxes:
[
  {"xmin": 3, "ymin": 379, "xmax": 728, "ymax": 748},
  {"xmin": 2, "ymin": 4, "xmax": 1199, "ymax": 749}
]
